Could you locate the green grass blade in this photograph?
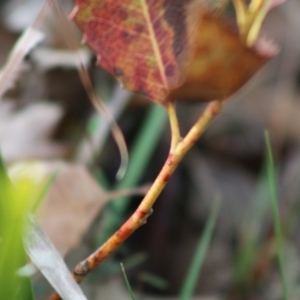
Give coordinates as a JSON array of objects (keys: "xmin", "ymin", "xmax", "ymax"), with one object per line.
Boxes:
[
  {"xmin": 15, "ymin": 249, "xmax": 35, "ymax": 300},
  {"xmin": 264, "ymin": 130, "xmax": 288, "ymax": 300},
  {"xmin": 120, "ymin": 263, "xmax": 136, "ymax": 300},
  {"xmin": 138, "ymin": 272, "xmax": 168, "ymax": 290},
  {"xmin": 179, "ymin": 198, "xmax": 220, "ymax": 300},
  {"xmin": 0, "ymin": 157, "xmax": 35, "ymax": 300},
  {"xmin": 31, "ymin": 171, "xmax": 58, "ymax": 212},
  {"xmin": 234, "ymin": 164, "xmax": 272, "ymax": 287},
  {"xmin": 97, "ymin": 104, "xmax": 167, "ymax": 245},
  {"xmin": 116, "ymin": 104, "xmax": 167, "ymax": 190}
]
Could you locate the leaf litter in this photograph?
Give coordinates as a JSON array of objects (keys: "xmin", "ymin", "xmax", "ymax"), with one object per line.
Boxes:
[{"xmin": 9, "ymin": 160, "xmax": 149, "ymax": 256}]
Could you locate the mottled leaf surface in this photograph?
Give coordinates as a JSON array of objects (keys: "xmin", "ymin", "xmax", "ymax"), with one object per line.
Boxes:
[
  {"xmin": 71, "ymin": 0, "xmax": 199, "ymax": 104},
  {"xmin": 72, "ymin": 0, "xmax": 279, "ymax": 103}
]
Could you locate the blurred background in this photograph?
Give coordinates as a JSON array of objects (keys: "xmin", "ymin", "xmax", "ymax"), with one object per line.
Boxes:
[{"xmin": 0, "ymin": 0, "xmax": 300, "ymax": 299}]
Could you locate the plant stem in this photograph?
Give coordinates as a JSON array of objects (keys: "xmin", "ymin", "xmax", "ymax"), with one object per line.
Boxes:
[
  {"xmin": 166, "ymin": 101, "xmax": 181, "ymax": 152},
  {"xmin": 232, "ymin": 0, "xmax": 268, "ymax": 46},
  {"xmin": 48, "ymin": 101, "xmax": 222, "ymax": 300},
  {"xmin": 232, "ymin": 0, "xmax": 247, "ymax": 35}
]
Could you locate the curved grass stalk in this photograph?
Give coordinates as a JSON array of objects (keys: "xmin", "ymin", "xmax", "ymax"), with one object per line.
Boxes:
[{"xmin": 49, "ymin": 0, "xmax": 129, "ymax": 180}]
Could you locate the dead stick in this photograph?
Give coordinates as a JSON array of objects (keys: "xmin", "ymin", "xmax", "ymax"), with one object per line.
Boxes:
[{"xmin": 48, "ymin": 100, "xmax": 222, "ymax": 300}]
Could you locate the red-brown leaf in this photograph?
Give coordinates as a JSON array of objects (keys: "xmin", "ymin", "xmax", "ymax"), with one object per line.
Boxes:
[
  {"xmin": 72, "ymin": 1, "xmax": 279, "ymax": 104},
  {"xmin": 71, "ymin": 0, "xmax": 201, "ymax": 104},
  {"xmin": 170, "ymin": 13, "xmax": 279, "ymax": 102}
]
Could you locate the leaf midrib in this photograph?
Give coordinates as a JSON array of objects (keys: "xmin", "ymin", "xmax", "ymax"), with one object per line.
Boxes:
[{"xmin": 139, "ymin": 0, "xmax": 168, "ymax": 92}]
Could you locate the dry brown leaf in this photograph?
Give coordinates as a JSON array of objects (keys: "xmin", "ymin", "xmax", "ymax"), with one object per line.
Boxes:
[
  {"xmin": 0, "ymin": 27, "xmax": 44, "ymax": 99},
  {"xmin": 170, "ymin": 13, "xmax": 279, "ymax": 102},
  {"xmin": 0, "ymin": 102, "xmax": 66, "ymax": 163},
  {"xmin": 9, "ymin": 160, "xmax": 148, "ymax": 255}
]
